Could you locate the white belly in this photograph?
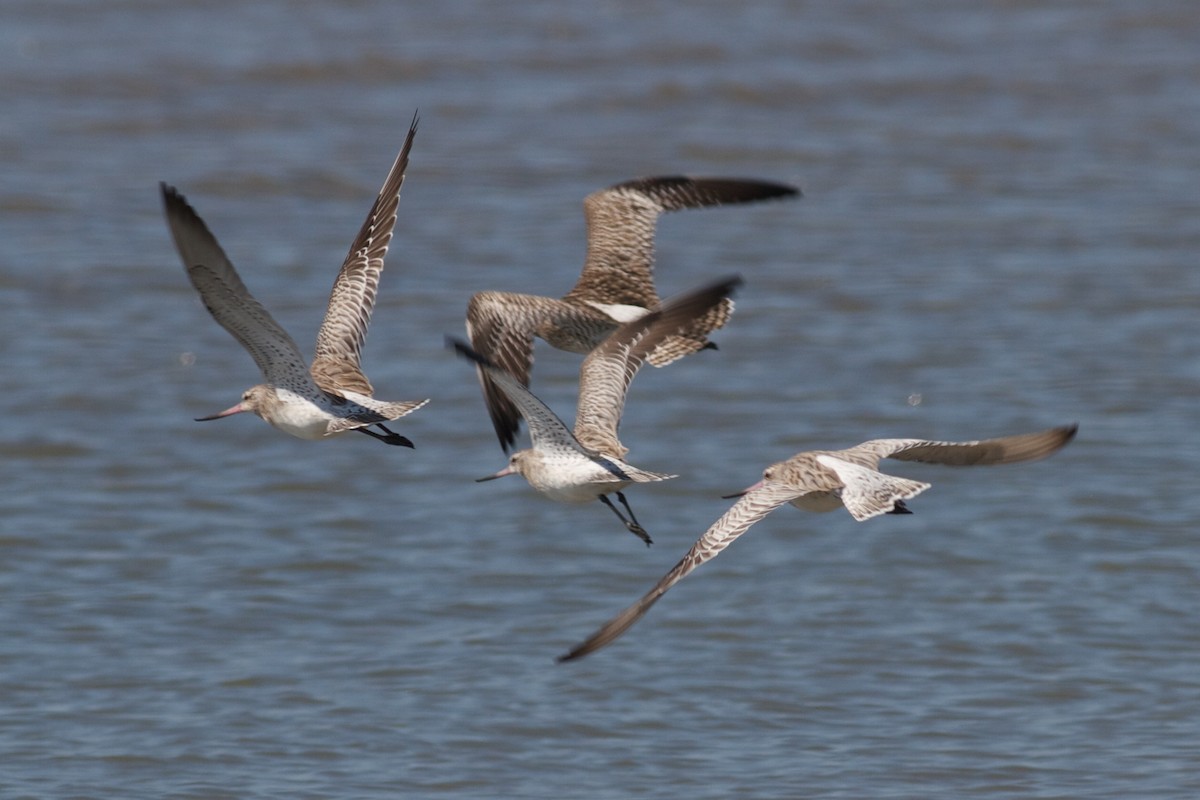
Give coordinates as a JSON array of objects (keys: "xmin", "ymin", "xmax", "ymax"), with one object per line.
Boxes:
[
  {"xmin": 268, "ymin": 390, "xmax": 337, "ymax": 440},
  {"xmin": 585, "ymin": 301, "xmax": 650, "ymax": 324},
  {"xmin": 525, "ymin": 457, "xmax": 630, "ymax": 503}
]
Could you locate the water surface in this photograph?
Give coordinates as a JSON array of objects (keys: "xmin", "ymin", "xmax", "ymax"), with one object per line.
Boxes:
[{"xmin": 1, "ymin": 1, "xmax": 1198, "ymax": 797}]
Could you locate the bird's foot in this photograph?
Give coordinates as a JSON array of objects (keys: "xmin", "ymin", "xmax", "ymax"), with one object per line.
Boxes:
[
  {"xmin": 626, "ymin": 522, "xmax": 653, "ymax": 547},
  {"xmin": 380, "ymin": 433, "xmax": 415, "ymax": 448},
  {"xmin": 601, "ymin": 492, "xmax": 653, "ymax": 546},
  {"xmin": 357, "ymin": 426, "xmax": 415, "ymax": 448}
]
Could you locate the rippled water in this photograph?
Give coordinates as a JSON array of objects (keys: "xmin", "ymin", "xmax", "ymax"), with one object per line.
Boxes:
[{"xmin": 2, "ymin": 1, "xmax": 1198, "ymax": 797}]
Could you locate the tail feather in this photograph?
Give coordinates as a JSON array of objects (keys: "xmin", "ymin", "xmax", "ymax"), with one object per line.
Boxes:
[
  {"xmin": 328, "ymin": 397, "xmax": 430, "ymax": 433},
  {"xmin": 840, "ymin": 471, "xmax": 930, "ymax": 522},
  {"xmin": 816, "ymin": 455, "xmax": 931, "ymax": 522},
  {"xmin": 376, "ymin": 398, "xmax": 431, "ymax": 420},
  {"xmin": 618, "ymin": 465, "xmax": 677, "ymax": 484},
  {"xmin": 647, "ymin": 297, "xmax": 734, "ymax": 367}
]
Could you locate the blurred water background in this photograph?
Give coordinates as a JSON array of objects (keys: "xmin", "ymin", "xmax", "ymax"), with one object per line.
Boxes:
[{"xmin": 1, "ymin": 1, "xmax": 1198, "ymax": 797}]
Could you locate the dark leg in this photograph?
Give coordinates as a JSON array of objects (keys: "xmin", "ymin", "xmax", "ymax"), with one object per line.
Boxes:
[
  {"xmin": 599, "ymin": 493, "xmax": 653, "ymax": 546},
  {"xmin": 887, "ymin": 499, "xmax": 913, "ymax": 515},
  {"xmin": 357, "ymin": 426, "xmax": 414, "ymax": 448}
]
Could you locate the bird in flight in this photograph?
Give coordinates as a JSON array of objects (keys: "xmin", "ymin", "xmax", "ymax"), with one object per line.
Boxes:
[
  {"xmin": 559, "ymin": 424, "xmax": 1078, "ymax": 660},
  {"xmin": 466, "ymin": 175, "xmax": 798, "ymax": 451},
  {"xmin": 162, "ymin": 113, "xmax": 428, "ymax": 446},
  {"xmin": 453, "ymin": 275, "xmax": 743, "ymax": 545}
]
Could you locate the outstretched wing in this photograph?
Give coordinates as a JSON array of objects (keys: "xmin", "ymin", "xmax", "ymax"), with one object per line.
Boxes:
[
  {"xmin": 465, "ymin": 292, "xmax": 610, "ymax": 452},
  {"xmin": 558, "ymin": 481, "xmax": 799, "ymax": 662},
  {"xmin": 859, "ymin": 424, "xmax": 1078, "ymax": 467},
  {"xmin": 449, "ymin": 337, "xmax": 585, "ymax": 458},
  {"xmin": 161, "ymin": 184, "xmax": 311, "ymax": 392},
  {"xmin": 311, "ymin": 112, "xmax": 419, "ymax": 396},
  {"xmin": 573, "ymin": 275, "xmax": 742, "ymax": 457},
  {"xmin": 563, "ymin": 176, "xmax": 798, "ymax": 308}
]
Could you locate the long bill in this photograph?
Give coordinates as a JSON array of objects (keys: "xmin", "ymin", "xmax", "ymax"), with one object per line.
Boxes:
[
  {"xmin": 475, "ymin": 464, "xmax": 517, "ymax": 482},
  {"xmin": 194, "ymin": 402, "xmax": 249, "ymax": 422}
]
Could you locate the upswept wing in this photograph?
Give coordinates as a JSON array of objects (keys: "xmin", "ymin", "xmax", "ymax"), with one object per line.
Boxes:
[
  {"xmin": 311, "ymin": 112, "xmax": 419, "ymax": 396},
  {"xmin": 559, "ymin": 481, "xmax": 799, "ymax": 662},
  {"xmin": 564, "ymin": 176, "xmax": 798, "ymax": 308},
  {"xmin": 161, "ymin": 185, "xmax": 312, "ymax": 392},
  {"xmin": 465, "ymin": 292, "xmax": 611, "ymax": 452},
  {"xmin": 573, "ymin": 275, "xmax": 742, "ymax": 457},
  {"xmin": 449, "ymin": 338, "xmax": 585, "ymax": 458}
]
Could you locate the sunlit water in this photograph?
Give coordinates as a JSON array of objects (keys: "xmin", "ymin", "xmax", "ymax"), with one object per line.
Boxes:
[{"xmin": 1, "ymin": 1, "xmax": 1198, "ymax": 797}]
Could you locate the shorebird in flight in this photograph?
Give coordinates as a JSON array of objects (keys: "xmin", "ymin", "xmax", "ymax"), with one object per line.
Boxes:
[
  {"xmin": 453, "ymin": 275, "xmax": 743, "ymax": 545},
  {"xmin": 466, "ymin": 175, "xmax": 798, "ymax": 451},
  {"xmin": 559, "ymin": 424, "xmax": 1078, "ymax": 660},
  {"xmin": 162, "ymin": 113, "xmax": 428, "ymax": 446}
]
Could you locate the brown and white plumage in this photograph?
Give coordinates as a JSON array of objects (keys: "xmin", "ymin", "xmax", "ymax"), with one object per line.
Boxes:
[
  {"xmin": 454, "ymin": 275, "xmax": 744, "ymax": 544},
  {"xmin": 466, "ymin": 176, "xmax": 799, "ymax": 451},
  {"xmin": 162, "ymin": 112, "xmax": 427, "ymax": 445},
  {"xmin": 559, "ymin": 424, "xmax": 1078, "ymax": 660}
]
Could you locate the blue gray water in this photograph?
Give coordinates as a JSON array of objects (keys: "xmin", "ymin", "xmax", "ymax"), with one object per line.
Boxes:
[{"xmin": 1, "ymin": 1, "xmax": 1198, "ymax": 797}]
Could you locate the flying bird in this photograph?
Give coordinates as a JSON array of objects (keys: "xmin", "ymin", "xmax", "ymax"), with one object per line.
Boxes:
[
  {"xmin": 162, "ymin": 113, "xmax": 428, "ymax": 446},
  {"xmin": 466, "ymin": 175, "xmax": 798, "ymax": 451},
  {"xmin": 453, "ymin": 275, "xmax": 743, "ymax": 545},
  {"xmin": 559, "ymin": 424, "xmax": 1078, "ymax": 660}
]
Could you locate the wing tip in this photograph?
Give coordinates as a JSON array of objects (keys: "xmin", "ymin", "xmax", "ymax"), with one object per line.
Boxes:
[
  {"xmin": 556, "ymin": 648, "xmax": 583, "ymax": 664},
  {"xmin": 159, "ymin": 181, "xmax": 189, "ymax": 212},
  {"xmin": 446, "ymin": 335, "xmax": 492, "ymax": 368}
]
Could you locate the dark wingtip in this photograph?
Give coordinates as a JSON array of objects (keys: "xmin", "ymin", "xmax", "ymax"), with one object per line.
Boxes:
[
  {"xmin": 625, "ymin": 175, "xmax": 802, "ymax": 206},
  {"xmin": 557, "ymin": 640, "xmax": 595, "ymax": 663},
  {"xmin": 449, "ymin": 334, "xmax": 522, "ymax": 452},
  {"xmin": 160, "ymin": 182, "xmax": 181, "ymax": 206},
  {"xmin": 160, "ymin": 181, "xmax": 190, "ymax": 203},
  {"xmin": 446, "ymin": 335, "xmax": 475, "ymax": 360},
  {"xmin": 556, "ymin": 633, "xmax": 610, "ymax": 663},
  {"xmin": 446, "ymin": 335, "xmax": 495, "ymax": 369},
  {"xmin": 738, "ymin": 179, "xmax": 800, "ymax": 201},
  {"xmin": 716, "ymin": 177, "xmax": 799, "ymax": 203},
  {"xmin": 160, "ymin": 183, "xmax": 202, "ymax": 224},
  {"xmin": 763, "ymin": 181, "xmax": 801, "ymax": 200},
  {"xmin": 716, "ymin": 273, "xmax": 745, "ymax": 299},
  {"xmin": 1047, "ymin": 422, "xmax": 1079, "ymax": 455}
]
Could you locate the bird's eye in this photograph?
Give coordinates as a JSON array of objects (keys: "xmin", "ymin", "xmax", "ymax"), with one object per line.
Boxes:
[{"xmin": 763, "ymin": 469, "xmax": 773, "ymax": 481}]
